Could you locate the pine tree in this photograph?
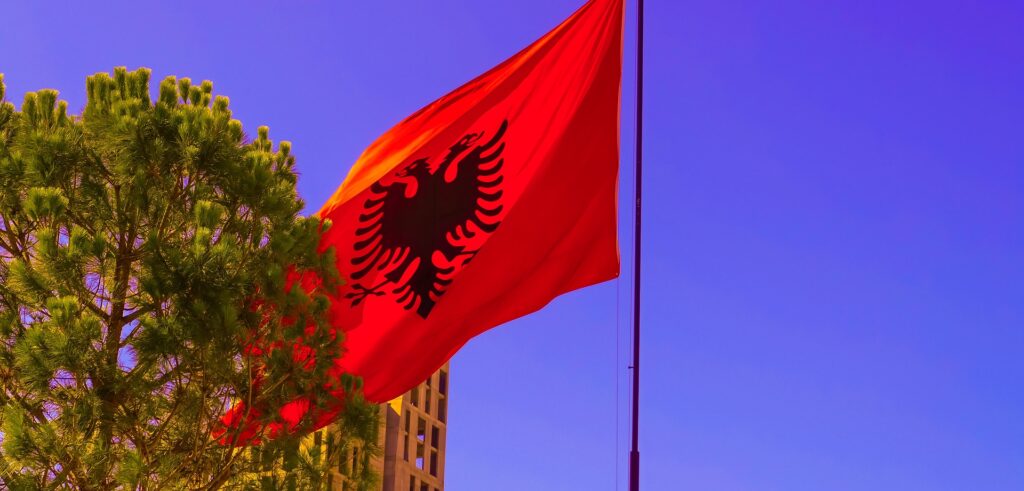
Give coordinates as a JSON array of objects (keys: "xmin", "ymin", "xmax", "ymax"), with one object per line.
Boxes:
[{"xmin": 0, "ymin": 68, "xmax": 377, "ymax": 489}]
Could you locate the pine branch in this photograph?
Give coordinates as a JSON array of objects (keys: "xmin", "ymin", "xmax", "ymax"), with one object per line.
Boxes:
[{"xmin": 0, "ymin": 68, "xmax": 370, "ymax": 488}]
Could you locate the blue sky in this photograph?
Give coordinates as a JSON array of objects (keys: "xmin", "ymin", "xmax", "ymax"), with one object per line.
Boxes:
[{"xmin": 3, "ymin": 0, "xmax": 1023, "ymax": 489}]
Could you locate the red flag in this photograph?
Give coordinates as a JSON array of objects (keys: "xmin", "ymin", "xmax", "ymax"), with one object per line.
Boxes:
[
  {"xmin": 221, "ymin": 0, "xmax": 623, "ymax": 439},
  {"xmin": 324, "ymin": 0, "xmax": 623, "ymax": 405}
]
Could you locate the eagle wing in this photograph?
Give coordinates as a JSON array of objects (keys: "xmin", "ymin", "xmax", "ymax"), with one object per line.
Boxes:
[
  {"xmin": 350, "ymin": 173, "xmax": 419, "ymax": 284},
  {"xmin": 436, "ymin": 119, "xmax": 507, "ymax": 252}
]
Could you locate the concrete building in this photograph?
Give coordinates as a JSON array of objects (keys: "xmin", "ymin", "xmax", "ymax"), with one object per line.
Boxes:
[{"xmin": 330, "ymin": 363, "xmax": 450, "ymax": 491}]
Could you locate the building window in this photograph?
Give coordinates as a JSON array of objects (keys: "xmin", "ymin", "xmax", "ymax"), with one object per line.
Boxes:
[
  {"xmin": 431, "ymin": 426, "xmax": 439, "ymax": 449},
  {"xmin": 409, "ymin": 476, "xmax": 416, "ymax": 491},
  {"xmin": 404, "ymin": 412, "xmax": 412, "ymax": 460},
  {"xmin": 430, "ymin": 449, "xmax": 438, "ymax": 477},
  {"xmin": 420, "ymin": 484, "xmax": 429, "ymax": 491},
  {"xmin": 439, "ymin": 370, "xmax": 448, "ymax": 396},
  {"xmin": 404, "ymin": 431, "xmax": 410, "ymax": 461},
  {"xmin": 410, "ymin": 386, "xmax": 419, "ymax": 406},
  {"xmin": 438, "ymin": 397, "xmax": 447, "ymax": 423},
  {"xmin": 416, "ymin": 441, "xmax": 425, "ymax": 470},
  {"xmin": 417, "ymin": 417, "xmax": 426, "ymax": 442},
  {"xmin": 425, "ymin": 387, "xmax": 432, "ymax": 414}
]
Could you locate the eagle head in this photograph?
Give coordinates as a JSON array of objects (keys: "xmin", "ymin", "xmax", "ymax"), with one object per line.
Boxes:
[{"xmin": 397, "ymin": 158, "xmax": 433, "ymax": 179}]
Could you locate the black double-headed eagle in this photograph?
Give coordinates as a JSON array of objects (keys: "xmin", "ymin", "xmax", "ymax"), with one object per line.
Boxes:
[{"xmin": 347, "ymin": 120, "xmax": 508, "ymax": 318}]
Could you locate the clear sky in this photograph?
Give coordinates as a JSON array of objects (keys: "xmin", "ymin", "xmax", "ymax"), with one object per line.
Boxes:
[{"xmin": 3, "ymin": 0, "xmax": 1023, "ymax": 489}]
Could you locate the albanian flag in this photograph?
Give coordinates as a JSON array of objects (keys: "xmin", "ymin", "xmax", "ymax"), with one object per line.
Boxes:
[
  {"xmin": 326, "ymin": 0, "xmax": 623, "ymax": 405},
  {"xmin": 223, "ymin": 0, "xmax": 623, "ymax": 438}
]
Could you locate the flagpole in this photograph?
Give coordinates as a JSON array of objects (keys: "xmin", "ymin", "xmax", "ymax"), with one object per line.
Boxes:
[{"xmin": 629, "ymin": 0, "xmax": 644, "ymax": 489}]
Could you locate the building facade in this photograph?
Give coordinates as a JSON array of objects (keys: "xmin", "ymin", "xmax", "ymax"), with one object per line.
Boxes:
[{"xmin": 330, "ymin": 363, "xmax": 450, "ymax": 491}]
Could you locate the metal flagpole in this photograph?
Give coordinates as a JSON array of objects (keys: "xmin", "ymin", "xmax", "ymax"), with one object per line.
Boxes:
[{"xmin": 629, "ymin": 0, "xmax": 644, "ymax": 489}]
